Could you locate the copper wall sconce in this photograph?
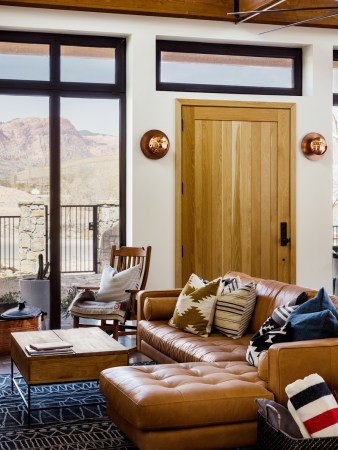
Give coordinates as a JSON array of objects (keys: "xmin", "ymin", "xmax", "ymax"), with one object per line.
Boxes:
[
  {"xmin": 301, "ymin": 133, "xmax": 327, "ymax": 161},
  {"xmin": 140, "ymin": 130, "xmax": 170, "ymax": 160}
]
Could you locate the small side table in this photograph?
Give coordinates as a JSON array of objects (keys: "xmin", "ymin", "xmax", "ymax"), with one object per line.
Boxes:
[{"xmin": 0, "ymin": 315, "xmax": 41, "ymax": 355}]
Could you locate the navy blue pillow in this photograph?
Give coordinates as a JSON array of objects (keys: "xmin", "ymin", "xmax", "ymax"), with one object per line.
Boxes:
[
  {"xmin": 287, "ymin": 310, "xmax": 338, "ymax": 341},
  {"xmin": 289, "ymin": 287, "xmax": 338, "ymax": 319},
  {"xmin": 286, "ymin": 287, "xmax": 338, "ymax": 341}
]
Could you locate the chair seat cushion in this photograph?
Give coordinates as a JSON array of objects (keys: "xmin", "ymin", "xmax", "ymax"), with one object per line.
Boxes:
[
  {"xmin": 100, "ymin": 362, "xmax": 273, "ymax": 431},
  {"xmin": 69, "ymin": 295, "xmax": 130, "ymax": 321}
]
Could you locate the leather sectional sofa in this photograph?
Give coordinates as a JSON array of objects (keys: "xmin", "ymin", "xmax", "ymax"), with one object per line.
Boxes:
[{"xmin": 100, "ymin": 272, "xmax": 338, "ymax": 450}]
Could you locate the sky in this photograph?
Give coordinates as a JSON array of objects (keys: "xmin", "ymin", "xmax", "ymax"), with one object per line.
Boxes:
[
  {"xmin": 0, "ymin": 54, "xmax": 119, "ymax": 135},
  {"xmin": 0, "ymin": 95, "xmax": 119, "ymax": 135}
]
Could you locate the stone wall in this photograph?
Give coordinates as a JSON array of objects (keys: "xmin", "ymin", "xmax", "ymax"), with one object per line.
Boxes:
[
  {"xmin": 18, "ymin": 201, "xmax": 119, "ymax": 274},
  {"xmin": 98, "ymin": 204, "xmax": 120, "ymax": 271},
  {"xmin": 19, "ymin": 200, "xmax": 46, "ymax": 274}
]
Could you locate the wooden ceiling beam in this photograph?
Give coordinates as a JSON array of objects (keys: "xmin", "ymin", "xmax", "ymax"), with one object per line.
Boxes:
[
  {"xmin": 0, "ymin": 0, "xmax": 233, "ymax": 22},
  {"xmin": 239, "ymin": 1, "xmax": 284, "ymax": 12},
  {"xmin": 0, "ymin": 0, "xmax": 337, "ymax": 29},
  {"xmin": 235, "ymin": 1, "xmax": 286, "ymax": 24},
  {"xmin": 248, "ymin": 0, "xmax": 338, "ymax": 28}
]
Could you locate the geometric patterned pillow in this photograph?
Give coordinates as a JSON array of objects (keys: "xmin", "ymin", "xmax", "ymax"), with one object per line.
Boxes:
[
  {"xmin": 246, "ymin": 323, "xmax": 292, "ymax": 367},
  {"xmin": 214, "ymin": 282, "xmax": 256, "ymax": 339},
  {"xmin": 217, "ymin": 275, "xmax": 241, "ymax": 296},
  {"xmin": 199, "ymin": 275, "xmax": 240, "ymax": 296},
  {"xmin": 245, "ymin": 303, "xmax": 298, "ymax": 367},
  {"xmin": 168, "ymin": 274, "xmax": 220, "ymax": 337}
]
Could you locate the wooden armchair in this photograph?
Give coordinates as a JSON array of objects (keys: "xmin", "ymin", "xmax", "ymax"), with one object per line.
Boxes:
[{"xmin": 69, "ymin": 245, "xmax": 151, "ymax": 341}]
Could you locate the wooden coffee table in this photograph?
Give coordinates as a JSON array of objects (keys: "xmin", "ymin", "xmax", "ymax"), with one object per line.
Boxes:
[{"xmin": 11, "ymin": 327, "xmax": 129, "ymax": 424}]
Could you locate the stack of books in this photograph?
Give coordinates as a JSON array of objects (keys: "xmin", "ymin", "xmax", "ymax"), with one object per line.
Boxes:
[{"xmin": 25, "ymin": 341, "xmax": 74, "ymax": 356}]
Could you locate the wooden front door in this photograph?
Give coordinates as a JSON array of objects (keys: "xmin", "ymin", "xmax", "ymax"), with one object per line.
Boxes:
[{"xmin": 176, "ymin": 100, "xmax": 295, "ymax": 287}]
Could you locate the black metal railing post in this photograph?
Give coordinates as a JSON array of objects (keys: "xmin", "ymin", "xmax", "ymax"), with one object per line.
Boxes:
[
  {"xmin": 92, "ymin": 205, "xmax": 98, "ymax": 273},
  {"xmin": 0, "ymin": 205, "xmax": 114, "ymax": 274},
  {"xmin": 0, "ymin": 216, "xmax": 20, "ymax": 271}
]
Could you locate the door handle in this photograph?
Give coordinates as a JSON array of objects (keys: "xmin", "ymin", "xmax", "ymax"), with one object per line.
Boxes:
[{"xmin": 280, "ymin": 222, "xmax": 290, "ymax": 246}]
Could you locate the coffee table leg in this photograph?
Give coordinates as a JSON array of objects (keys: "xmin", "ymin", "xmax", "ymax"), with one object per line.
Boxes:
[{"xmin": 11, "ymin": 359, "xmax": 13, "ymax": 393}]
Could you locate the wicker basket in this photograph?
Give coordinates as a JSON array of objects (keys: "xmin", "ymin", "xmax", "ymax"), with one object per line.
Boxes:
[
  {"xmin": 0, "ymin": 316, "xmax": 41, "ymax": 355},
  {"xmin": 257, "ymin": 411, "xmax": 338, "ymax": 449}
]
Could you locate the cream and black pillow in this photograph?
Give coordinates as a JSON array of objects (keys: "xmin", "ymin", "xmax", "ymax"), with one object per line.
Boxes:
[
  {"xmin": 214, "ymin": 282, "xmax": 256, "ymax": 339},
  {"xmin": 169, "ymin": 273, "xmax": 220, "ymax": 337},
  {"xmin": 96, "ymin": 264, "xmax": 141, "ymax": 302}
]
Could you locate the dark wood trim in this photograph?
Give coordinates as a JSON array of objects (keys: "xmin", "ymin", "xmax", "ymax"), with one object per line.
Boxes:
[
  {"xmin": 0, "ymin": 31, "xmax": 126, "ymax": 327},
  {"xmin": 334, "ymin": 50, "xmax": 338, "ymax": 105},
  {"xmin": 156, "ymin": 40, "xmax": 302, "ymax": 96},
  {"xmin": 49, "ymin": 93, "xmax": 61, "ymax": 329},
  {"xmin": 119, "ymin": 94, "xmax": 127, "ymax": 247}
]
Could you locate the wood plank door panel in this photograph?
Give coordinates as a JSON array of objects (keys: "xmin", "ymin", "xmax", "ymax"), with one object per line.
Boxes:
[{"xmin": 177, "ymin": 101, "xmax": 295, "ymax": 286}]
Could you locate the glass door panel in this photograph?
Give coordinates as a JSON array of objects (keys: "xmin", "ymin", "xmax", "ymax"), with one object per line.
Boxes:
[
  {"xmin": 0, "ymin": 95, "xmax": 49, "ymax": 302},
  {"xmin": 60, "ymin": 97, "xmax": 120, "ymax": 278}
]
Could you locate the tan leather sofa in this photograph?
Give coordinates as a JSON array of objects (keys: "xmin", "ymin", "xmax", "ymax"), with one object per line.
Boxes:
[{"xmin": 100, "ymin": 272, "xmax": 338, "ymax": 450}]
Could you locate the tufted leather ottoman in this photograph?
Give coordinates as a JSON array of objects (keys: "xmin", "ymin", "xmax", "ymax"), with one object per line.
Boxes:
[{"xmin": 100, "ymin": 361, "xmax": 274, "ymax": 450}]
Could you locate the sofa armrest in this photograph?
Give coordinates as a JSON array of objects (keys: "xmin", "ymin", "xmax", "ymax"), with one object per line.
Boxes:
[
  {"xmin": 267, "ymin": 338, "xmax": 338, "ymax": 405},
  {"xmin": 136, "ymin": 289, "xmax": 181, "ymax": 321},
  {"xmin": 144, "ymin": 297, "xmax": 178, "ymax": 321}
]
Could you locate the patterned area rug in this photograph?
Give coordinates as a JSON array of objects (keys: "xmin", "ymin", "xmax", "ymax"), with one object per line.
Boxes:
[
  {"xmin": 0, "ymin": 369, "xmax": 257, "ymax": 450},
  {"xmin": 0, "ymin": 372, "xmax": 142, "ymax": 450}
]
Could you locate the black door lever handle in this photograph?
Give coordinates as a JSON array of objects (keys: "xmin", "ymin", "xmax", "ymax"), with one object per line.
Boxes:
[{"xmin": 280, "ymin": 222, "xmax": 290, "ymax": 246}]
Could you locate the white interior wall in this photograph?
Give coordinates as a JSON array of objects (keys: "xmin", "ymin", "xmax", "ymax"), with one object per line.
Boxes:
[{"xmin": 0, "ymin": 6, "xmax": 336, "ymax": 292}]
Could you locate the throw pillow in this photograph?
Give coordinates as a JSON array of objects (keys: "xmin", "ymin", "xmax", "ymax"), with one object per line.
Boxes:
[
  {"xmin": 214, "ymin": 282, "xmax": 256, "ymax": 339},
  {"xmin": 217, "ymin": 275, "xmax": 241, "ymax": 296},
  {"xmin": 288, "ymin": 310, "xmax": 338, "ymax": 341},
  {"xmin": 96, "ymin": 264, "xmax": 141, "ymax": 302},
  {"xmin": 245, "ymin": 293, "xmax": 309, "ymax": 367},
  {"xmin": 168, "ymin": 274, "xmax": 220, "ymax": 337},
  {"xmin": 246, "ymin": 323, "xmax": 292, "ymax": 367},
  {"xmin": 286, "ymin": 287, "xmax": 338, "ymax": 341},
  {"xmin": 288, "ymin": 287, "xmax": 338, "ymax": 319}
]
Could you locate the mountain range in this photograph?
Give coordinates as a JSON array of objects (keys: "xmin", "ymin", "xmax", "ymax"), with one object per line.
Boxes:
[{"xmin": 0, "ymin": 117, "xmax": 119, "ymax": 205}]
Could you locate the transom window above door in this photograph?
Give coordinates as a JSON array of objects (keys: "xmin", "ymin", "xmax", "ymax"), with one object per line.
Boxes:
[{"xmin": 157, "ymin": 40, "xmax": 302, "ymax": 96}]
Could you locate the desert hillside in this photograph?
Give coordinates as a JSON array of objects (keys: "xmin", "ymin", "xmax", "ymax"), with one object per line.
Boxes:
[{"xmin": 0, "ymin": 117, "xmax": 119, "ymax": 205}]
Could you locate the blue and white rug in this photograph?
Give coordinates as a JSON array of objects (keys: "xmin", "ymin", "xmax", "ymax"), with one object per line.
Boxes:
[
  {"xmin": 0, "ymin": 373, "xmax": 138, "ymax": 450},
  {"xmin": 0, "ymin": 370, "xmax": 257, "ymax": 450}
]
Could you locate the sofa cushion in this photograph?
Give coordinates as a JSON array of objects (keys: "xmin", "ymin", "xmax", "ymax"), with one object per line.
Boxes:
[
  {"xmin": 100, "ymin": 362, "xmax": 274, "ymax": 431},
  {"xmin": 169, "ymin": 274, "xmax": 220, "ymax": 337},
  {"xmin": 139, "ymin": 320, "xmax": 252, "ymax": 363},
  {"xmin": 214, "ymin": 282, "xmax": 256, "ymax": 339}
]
